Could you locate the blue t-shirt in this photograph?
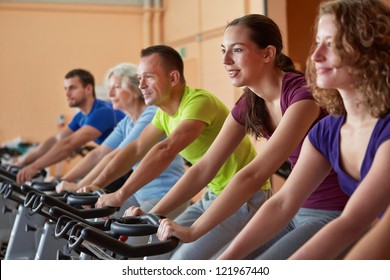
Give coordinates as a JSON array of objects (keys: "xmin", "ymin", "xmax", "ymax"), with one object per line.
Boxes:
[
  {"xmin": 68, "ymin": 99, "xmax": 126, "ymax": 145},
  {"xmin": 309, "ymin": 113, "xmax": 390, "ymax": 197},
  {"xmin": 102, "ymin": 106, "xmax": 185, "ymax": 201}
]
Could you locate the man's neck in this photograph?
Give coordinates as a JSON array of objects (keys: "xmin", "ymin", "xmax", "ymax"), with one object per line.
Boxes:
[
  {"xmin": 160, "ymin": 85, "xmax": 186, "ymax": 116},
  {"xmin": 79, "ymin": 97, "xmax": 96, "ymax": 115}
]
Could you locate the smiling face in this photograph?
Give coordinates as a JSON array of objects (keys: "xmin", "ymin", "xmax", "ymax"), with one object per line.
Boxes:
[
  {"xmin": 221, "ymin": 25, "xmax": 267, "ymax": 88},
  {"xmin": 108, "ymin": 74, "xmax": 141, "ymax": 111},
  {"xmin": 107, "ymin": 75, "xmax": 126, "ymax": 110},
  {"xmin": 311, "ymin": 14, "xmax": 354, "ymax": 92},
  {"xmin": 137, "ymin": 53, "xmax": 172, "ymax": 107}
]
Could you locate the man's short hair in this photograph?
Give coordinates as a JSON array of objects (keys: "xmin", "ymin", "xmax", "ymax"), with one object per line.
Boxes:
[
  {"xmin": 141, "ymin": 45, "xmax": 186, "ymax": 84},
  {"xmin": 65, "ymin": 69, "xmax": 96, "ymax": 98}
]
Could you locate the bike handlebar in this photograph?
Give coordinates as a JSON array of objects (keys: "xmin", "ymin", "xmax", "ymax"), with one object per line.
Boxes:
[{"xmin": 65, "ymin": 213, "xmax": 179, "ymax": 259}]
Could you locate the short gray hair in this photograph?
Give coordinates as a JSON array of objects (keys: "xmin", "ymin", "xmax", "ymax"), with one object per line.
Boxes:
[{"xmin": 105, "ymin": 63, "xmax": 141, "ymax": 97}]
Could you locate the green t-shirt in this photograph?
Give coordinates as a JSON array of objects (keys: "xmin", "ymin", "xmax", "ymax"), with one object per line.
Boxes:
[{"xmin": 152, "ymin": 86, "xmax": 270, "ymax": 195}]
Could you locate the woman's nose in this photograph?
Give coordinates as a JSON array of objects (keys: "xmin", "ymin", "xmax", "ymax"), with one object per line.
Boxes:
[
  {"xmin": 108, "ymin": 87, "xmax": 115, "ymax": 97},
  {"xmin": 222, "ymin": 52, "xmax": 233, "ymax": 65},
  {"xmin": 311, "ymin": 45, "xmax": 324, "ymax": 62}
]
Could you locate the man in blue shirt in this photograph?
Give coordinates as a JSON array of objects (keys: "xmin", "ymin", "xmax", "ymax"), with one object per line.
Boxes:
[
  {"xmin": 56, "ymin": 64, "xmax": 185, "ymax": 221},
  {"xmin": 56, "ymin": 64, "xmax": 185, "ymax": 213},
  {"xmin": 16, "ymin": 69, "xmax": 125, "ymax": 184}
]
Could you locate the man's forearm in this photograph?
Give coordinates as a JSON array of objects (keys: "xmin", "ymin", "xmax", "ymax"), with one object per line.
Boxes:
[
  {"xmin": 30, "ymin": 140, "xmax": 77, "ymax": 170},
  {"xmin": 116, "ymin": 145, "xmax": 178, "ymax": 205},
  {"xmin": 20, "ymin": 136, "xmax": 57, "ymax": 166}
]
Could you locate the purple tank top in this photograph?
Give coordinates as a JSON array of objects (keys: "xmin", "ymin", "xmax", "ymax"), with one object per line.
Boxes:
[{"xmin": 232, "ymin": 72, "xmax": 349, "ymax": 210}]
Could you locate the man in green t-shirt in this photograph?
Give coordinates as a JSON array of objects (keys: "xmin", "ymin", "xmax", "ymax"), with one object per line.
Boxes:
[{"xmin": 93, "ymin": 45, "xmax": 270, "ymax": 259}]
